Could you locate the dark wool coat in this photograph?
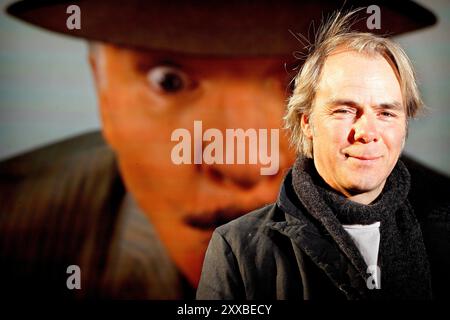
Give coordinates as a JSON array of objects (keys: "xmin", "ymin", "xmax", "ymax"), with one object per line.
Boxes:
[{"xmin": 196, "ymin": 160, "xmax": 450, "ymax": 300}]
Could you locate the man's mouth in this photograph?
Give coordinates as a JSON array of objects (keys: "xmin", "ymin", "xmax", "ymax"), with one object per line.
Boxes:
[
  {"xmin": 345, "ymin": 153, "xmax": 382, "ymax": 161},
  {"xmin": 183, "ymin": 206, "xmax": 249, "ymax": 231}
]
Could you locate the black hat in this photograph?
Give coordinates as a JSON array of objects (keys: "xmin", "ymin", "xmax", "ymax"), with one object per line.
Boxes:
[{"xmin": 7, "ymin": 0, "xmax": 437, "ymax": 56}]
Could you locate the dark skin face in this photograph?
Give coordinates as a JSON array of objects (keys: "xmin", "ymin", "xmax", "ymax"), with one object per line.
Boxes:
[{"xmin": 90, "ymin": 43, "xmax": 296, "ymax": 286}]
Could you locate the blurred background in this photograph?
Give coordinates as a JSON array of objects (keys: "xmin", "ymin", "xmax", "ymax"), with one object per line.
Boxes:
[{"xmin": 0, "ymin": 0, "xmax": 449, "ymax": 175}]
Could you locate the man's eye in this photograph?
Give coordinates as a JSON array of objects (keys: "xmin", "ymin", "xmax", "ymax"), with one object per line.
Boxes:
[
  {"xmin": 334, "ymin": 109, "xmax": 353, "ymax": 114},
  {"xmin": 380, "ymin": 111, "xmax": 395, "ymax": 117},
  {"xmin": 147, "ymin": 66, "xmax": 192, "ymax": 94}
]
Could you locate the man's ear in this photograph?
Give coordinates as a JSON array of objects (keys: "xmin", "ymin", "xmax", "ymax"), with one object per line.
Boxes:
[
  {"xmin": 88, "ymin": 52, "xmax": 97, "ymax": 78},
  {"xmin": 86, "ymin": 44, "xmax": 115, "ymax": 150},
  {"xmin": 301, "ymin": 113, "xmax": 314, "ymax": 139},
  {"xmin": 88, "ymin": 46, "xmax": 100, "ymax": 89}
]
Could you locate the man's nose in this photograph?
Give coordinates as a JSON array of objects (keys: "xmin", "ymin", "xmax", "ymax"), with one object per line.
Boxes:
[
  {"xmin": 352, "ymin": 112, "xmax": 379, "ymax": 143},
  {"xmin": 200, "ymin": 78, "xmax": 292, "ymax": 189},
  {"xmin": 202, "ymin": 136, "xmax": 293, "ymax": 190},
  {"xmin": 204, "ymin": 163, "xmax": 274, "ymax": 190}
]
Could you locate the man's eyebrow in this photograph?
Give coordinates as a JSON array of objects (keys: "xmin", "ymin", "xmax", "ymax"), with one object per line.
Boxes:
[
  {"xmin": 326, "ymin": 99, "xmax": 359, "ymax": 108},
  {"xmin": 326, "ymin": 99, "xmax": 403, "ymax": 110},
  {"xmin": 155, "ymin": 59, "xmax": 183, "ymax": 68},
  {"xmin": 135, "ymin": 56, "xmax": 183, "ymax": 72},
  {"xmin": 378, "ymin": 101, "xmax": 403, "ymax": 111}
]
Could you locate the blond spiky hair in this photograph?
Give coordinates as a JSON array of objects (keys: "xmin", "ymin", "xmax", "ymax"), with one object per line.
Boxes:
[{"xmin": 284, "ymin": 9, "xmax": 424, "ymax": 157}]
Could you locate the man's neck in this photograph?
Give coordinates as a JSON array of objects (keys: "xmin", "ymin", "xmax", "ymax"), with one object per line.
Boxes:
[
  {"xmin": 344, "ymin": 182, "xmax": 385, "ymax": 205},
  {"xmin": 310, "ymin": 158, "xmax": 386, "ymax": 205}
]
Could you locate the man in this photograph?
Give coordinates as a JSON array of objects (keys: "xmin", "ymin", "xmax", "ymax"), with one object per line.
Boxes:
[
  {"xmin": 0, "ymin": 1, "xmax": 443, "ymax": 299},
  {"xmin": 197, "ymin": 11, "xmax": 450, "ymax": 300}
]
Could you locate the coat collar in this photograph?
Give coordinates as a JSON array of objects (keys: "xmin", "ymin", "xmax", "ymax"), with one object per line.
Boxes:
[{"xmin": 265, "ymin": 170, "xmax": 368, "ymax": 299}]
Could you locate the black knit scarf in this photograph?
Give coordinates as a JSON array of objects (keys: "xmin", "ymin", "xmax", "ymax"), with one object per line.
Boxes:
[{"xmin": 291, "ymin": 157, "xmax": 432, "ymax": 299}]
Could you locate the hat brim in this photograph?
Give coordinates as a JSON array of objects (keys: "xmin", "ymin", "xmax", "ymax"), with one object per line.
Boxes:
[{"xmin": 7, "ymin": 0, "xmax": 437, "ymax": 56}]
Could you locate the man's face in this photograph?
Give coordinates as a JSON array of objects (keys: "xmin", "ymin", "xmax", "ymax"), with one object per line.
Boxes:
[
  {"xmin": 302, "ymin": 50, "xmax": 406, "ymax": 202},
  {"xmin": 91, "ymin": 44, "xmax": 295, "ymax": 286}
]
